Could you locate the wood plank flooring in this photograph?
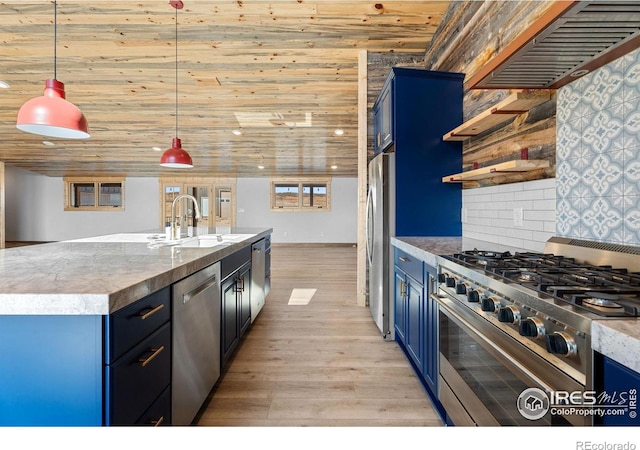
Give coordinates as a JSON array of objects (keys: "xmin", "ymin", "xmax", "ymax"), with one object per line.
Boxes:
[{"xmin": 196, "ymin": 244, "xmax": 443, "ymax": 427}]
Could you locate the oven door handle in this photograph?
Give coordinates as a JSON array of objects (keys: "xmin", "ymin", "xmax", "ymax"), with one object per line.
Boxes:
[{"xmin": 435, "ymin": 295, "xmax": 555, "ymax": 394}]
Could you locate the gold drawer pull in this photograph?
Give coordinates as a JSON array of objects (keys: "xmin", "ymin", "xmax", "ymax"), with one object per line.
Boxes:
[
  {"xmin": 139, "ymin": 345, "xmax": 165, "ymax": 367},
  {"xmin": 399, "ymin": 256, "xmax": 409, "ymax": 262},
  {"xmin": 139, "ymin": 304, "xmax": 164, "ymax": 320},
  {"xmin": 150, "ymin": 416, "xmax": 165, "ymax": 427}
]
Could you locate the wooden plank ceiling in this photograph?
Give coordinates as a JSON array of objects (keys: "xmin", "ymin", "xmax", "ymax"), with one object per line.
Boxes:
[{"xmin": 0, "ymin": 1, "xmax": 448, "ymax": 178}]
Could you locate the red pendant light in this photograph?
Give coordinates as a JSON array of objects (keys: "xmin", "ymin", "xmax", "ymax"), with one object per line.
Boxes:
[
  {"xmin": 16, "ymin": 1, "xmax": 89, "ymax": 139},
  {"xmin": 160, "ymin": 0, "xmax": 193, "ymax": 169}
]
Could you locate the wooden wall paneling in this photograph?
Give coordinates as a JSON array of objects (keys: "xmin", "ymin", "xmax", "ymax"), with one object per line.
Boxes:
[
  {"xmin": 423, "ymin": 1, "xmax": 558, "ymax": 188},
  {"xmin": 0, "ymin": 162, "xmax": 4, "ymax": 249},
  {"xmin": 357, "ymin": 50, "xmax": 367, "ymax": 307}
]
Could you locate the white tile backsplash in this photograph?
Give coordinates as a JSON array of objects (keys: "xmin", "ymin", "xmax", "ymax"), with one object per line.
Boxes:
[{"xmin": 462, "ymin": 178, "xmax": 557, "ymax": 252}]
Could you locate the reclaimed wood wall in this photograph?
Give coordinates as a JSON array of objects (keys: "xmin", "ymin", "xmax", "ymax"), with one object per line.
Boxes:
[
  {"xmin": 421, "ymin": 1, "xmax": 558, "ymax": 188},
  {"xmin": 365, "ymin": 1, "xmax": 558, "ymax": 187}
]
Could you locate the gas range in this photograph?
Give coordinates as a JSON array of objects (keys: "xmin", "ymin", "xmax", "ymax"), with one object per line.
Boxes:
[{"xmin": 436, "ymin": 237, "xmax": 640, "ymax": 389}]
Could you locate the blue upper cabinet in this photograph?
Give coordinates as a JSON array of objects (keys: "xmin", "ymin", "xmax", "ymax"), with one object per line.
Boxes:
[{"xmin": 374, "ymin": 67, "xmax": 465, "ymax": 237}]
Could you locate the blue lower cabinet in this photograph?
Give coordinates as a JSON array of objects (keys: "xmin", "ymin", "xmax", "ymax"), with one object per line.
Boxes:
[
  {"xmin": 594, "ymin": 352, "xmax": 640, "ymax": 426},
  {"xmin": 0, "ymin": 287, "xmax": 171, "ymax": 426}
]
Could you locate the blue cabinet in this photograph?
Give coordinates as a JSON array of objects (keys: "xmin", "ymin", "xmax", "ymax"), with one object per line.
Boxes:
[
  {"xmin": 393, "ymin": 246, "xmax": 443, "ymax": 418},
  {"xmin": 221, "ymin": 246, "xmax": 252, "ymax": 368},
  {"xmin": 594, "ymin": 352, "xmax": 640, "ymax": 426},
  {"xmin": 0, "ymin": 286, "xmax": 171, "ymax": 426},
  {"xmin": 393, "ymin": 248, "xmax": 424, "ymax": 371},
  {"xmin": 373, "ymin": 77, "xmax": 394, "ymax": 154},
  {"xmin": 373, "ymin": 68, "xmax": 464, "ymax": 237}
]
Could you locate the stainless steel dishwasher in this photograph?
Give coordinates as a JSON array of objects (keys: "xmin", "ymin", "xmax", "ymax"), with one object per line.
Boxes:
[
  {"xmin": 172, "ymin": 262, "xmax": 221, "ymax": 426},
  {"xmin": 250, "ymin": 238, "xmax": 266, "ymax": 322}
]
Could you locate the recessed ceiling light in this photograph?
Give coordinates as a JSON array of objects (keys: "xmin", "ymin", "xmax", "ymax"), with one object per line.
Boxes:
[
  {"xmin": 152, "ymin": 146, "xmax": 163, "ymax": 152},
  {"xmin": 570, "ymin": 69, "xmax": 589, "ymax": 78},
  {"xmin": 331, "ymin": 165, "xmax": 338, "ymax": 170},
  {"xmin": 0, "ymin": 80, "xmax": 10, "ymax": 89},
  {"xmin": 258, "ymin": 165, "xmax": 265, "ymax": 170},
  {"xmin": 232, "ymin": 129, "xmax": 243, "ymax": 136},
  {"xmin": 43, "ymin": 140, "xmax": 55, "ymax": 146},
  {"xmin": 334, "ymin": 129, "xmax": 344, "ymax": 136}
]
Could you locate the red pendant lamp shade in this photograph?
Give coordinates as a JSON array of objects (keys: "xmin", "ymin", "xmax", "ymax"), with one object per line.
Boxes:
[
  {"xmin": 160, "ymin": 0, "xmax": 193, "ymax": 169},
  {"xmin": 16, "ymin": 79, "xmax": 89, "ymax": 139},
  {"xmin": 16, "ymin": 1, "xmax": 89, "ymax": 140},
  {"xmin": 160, "ymin": 138, "xmax": 193, "ymax": 168}
]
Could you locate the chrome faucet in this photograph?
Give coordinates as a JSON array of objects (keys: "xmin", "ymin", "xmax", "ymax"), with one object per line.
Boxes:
[{"xmin": 170, "ymin": 194, "xmax": 201, "ymax": 240}]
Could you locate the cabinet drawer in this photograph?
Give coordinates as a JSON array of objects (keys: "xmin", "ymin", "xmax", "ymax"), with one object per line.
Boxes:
[
  {"xmin": 107, "ymin": 322, "xmax": 171, "ymax": 425},
  {"xmin": 136, "ymin": 386, "xmax": 171, "ymax": 426},
  {"xmin": 221, "ymin": 246, "xmax": 251, "ymax": 280},
  {"xmin": 394, "ymin": 248, "xmax": 423, "ymax": 283},
  {"xmin": 105, "ymin": 286, "xmax": 170, "ymax": 363}
]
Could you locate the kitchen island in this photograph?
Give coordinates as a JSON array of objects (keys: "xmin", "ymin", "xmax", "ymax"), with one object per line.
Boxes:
[{"xmin": 0, "ymin": 227, "xmax": 272, "ymax": 426}]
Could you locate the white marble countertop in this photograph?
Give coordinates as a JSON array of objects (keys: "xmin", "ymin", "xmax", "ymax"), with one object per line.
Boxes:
[
  {"xmin": 392, "ymin": 236, "xmax": 640, "ymax": 375},
  {"xmin": 0, "ymin": 227, "xmax": 272, "ymax": 316}
]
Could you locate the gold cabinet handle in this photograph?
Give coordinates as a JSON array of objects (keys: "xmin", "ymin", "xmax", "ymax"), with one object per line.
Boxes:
[
  {"xmin": 139, "ymin": 345, "xmax": 165, "ymax": 367},
  {"xmin": 139, "ymin": 304, "xmax": 164, "ymax": 320},
  {"xmin": 150, "ymin": 416, "xmax": 165, "ymax": 427}
]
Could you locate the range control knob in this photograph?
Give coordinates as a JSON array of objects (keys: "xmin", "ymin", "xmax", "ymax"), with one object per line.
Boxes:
[
  {"xmin": 519, "ymin": 317, "xmax": 545, "ymax": 339},
  {"xmin": 480, "ymin": 297, "xmax": 501, "ymax": 312},
  {"xmin": 497, "ymin": 305, "xmax": 521, "ymax": 324},
  {"xmin": 545, "ymin": 331, "xmax": 577, "ymax": 357},
  {"xmin": 437, "ymin": 273, "xmax": 446, "ymax": 284},
  {"xmin": 445, "ymin": 277, "xmax": 456, "ymax": 288},
  {"xmin": 455, "ymin": 282, "xmax": 467, "ymax": 295},
  {"xmin": 467, "ymin": 289, "xmax": 480, "ymax": 303}
]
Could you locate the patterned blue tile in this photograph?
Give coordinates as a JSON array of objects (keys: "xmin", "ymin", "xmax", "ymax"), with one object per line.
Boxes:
[
  {"xmin": 624, "ymin": 48, "xmax": 640, "ymax": 101},
  {"xmin": 556, "ymin": 159, "xmax": 581, "ymax": 199},
  {"xmin": 556, "ymin": 122, "xmax": 581, "ymax": 160},
  {"xmin": 556, "ymin": 198, "xmax": 581, "ymax": 238},
  {"xmin": 623, "ymin": 195, "xmax": 640, "ymax": 245},
  {"xmin": 582, "ymin": 153, "xmax": 624, "ymax": 197},
  {"xmin": 581, "ymin": 196, "xmax": 624, "ymax": 242},
  {"xmin": 582, "ymin": 66, "xmax": 624, "ymax": 115},
  {"xmin": 622, "ymin": 96, "xmax": 640, "ymax": 150},
  {"xmin": 624, "ymin": 146, "xmax": 640, "ymax": 198},
  {"xmin": 581, "ymin": 109, "xmax": 623, "ymax": 154},
  {"xmin": 557, "ymin": 84, "xmax": 582, "ymax": 124}
]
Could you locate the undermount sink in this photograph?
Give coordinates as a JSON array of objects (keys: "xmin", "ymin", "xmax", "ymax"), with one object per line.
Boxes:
[{"xmin": 69, "ymin": 232, "xmax": 256, "ymax": 249}]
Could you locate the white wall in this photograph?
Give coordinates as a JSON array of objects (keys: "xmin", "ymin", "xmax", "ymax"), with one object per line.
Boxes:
[
  {"xmin": 236, "ymin": 177, "xmax": 357, "ymax": 243},
  {"xmin": 5, "ymin": 165, "xmax": 159, "ymax": 241},
  {"xmin": 462, "ymin": 178, "xmax": 557, "ymax": 252},
  {"xmin": 4, "ymin": 167, "xmax": 358, "ymax": 244}
]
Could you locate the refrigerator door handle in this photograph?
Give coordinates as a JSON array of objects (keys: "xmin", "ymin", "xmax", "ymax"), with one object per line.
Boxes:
[{"xmin": 365, "ymin": 185, "xmax": 374, "ymax": 268}]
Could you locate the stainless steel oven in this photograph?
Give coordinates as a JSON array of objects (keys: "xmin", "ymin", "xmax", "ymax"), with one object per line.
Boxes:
[{"xmin": 436, "ymin": 292, "xmax": 586, "ymax": 426}]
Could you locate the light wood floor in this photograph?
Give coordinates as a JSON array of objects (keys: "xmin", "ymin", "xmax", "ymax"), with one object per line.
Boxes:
[{"xmin": 196, "ymin": 244, "xmax": 443, "ymax": 427}]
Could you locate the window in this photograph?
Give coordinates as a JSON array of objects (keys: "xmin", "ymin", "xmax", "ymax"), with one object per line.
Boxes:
[
  {"xmin": 271, "ymin": 179, "xmax": 330, "ymax": 211},
  {"xmin": 64, "ymin": 177, "xmax": 124, "ymax": 211}
]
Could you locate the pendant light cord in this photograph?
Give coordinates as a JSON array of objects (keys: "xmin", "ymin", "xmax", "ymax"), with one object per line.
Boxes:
[
  {"xmin": 175, "ymin": 5, "xmax": 178, "ymax": 137},
  {"xmin": 53, "ymin": 0, "xmax": 57, "ymax": 79}
]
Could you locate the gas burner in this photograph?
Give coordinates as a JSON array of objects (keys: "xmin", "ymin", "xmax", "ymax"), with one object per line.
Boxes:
[
  {"xmin": 517, "ymin": 271, "xmax": 538, "ymax": 283},
  {"xmin": 582, "ymin": 292, "xmax": 623, "ymax": 309}
]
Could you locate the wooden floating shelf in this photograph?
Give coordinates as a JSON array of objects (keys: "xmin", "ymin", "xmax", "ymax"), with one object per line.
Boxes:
[
  {"xmin": 442, "ymin": 159, "xmax": 550, "ymax": 183},
  {"xmin": 442, "ymin": 91, "xmax": 551, "ymax": 142}
]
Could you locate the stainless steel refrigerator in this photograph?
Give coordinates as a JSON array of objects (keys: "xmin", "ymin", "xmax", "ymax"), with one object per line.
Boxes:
[{"xmin": 366, "ymin": 151, "xmax": 395, "ymax": 341}]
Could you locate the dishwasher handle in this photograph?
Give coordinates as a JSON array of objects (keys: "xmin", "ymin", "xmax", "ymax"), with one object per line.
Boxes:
[{"xmin": 183, "ymin": 276, "xmax": 217, "ymax": 304}]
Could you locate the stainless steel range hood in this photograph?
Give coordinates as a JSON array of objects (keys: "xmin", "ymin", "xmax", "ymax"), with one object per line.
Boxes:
[{"xmin": 468, "ymin": 1, "xmax": 640, "ymax": 90}]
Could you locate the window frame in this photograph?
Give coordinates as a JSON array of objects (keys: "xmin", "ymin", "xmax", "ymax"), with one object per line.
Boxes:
[
  {"xmin": 270, "ymin": 178, "xmax": 331, "ymax": 211},
  {"xmin": 64, "ymin": 176, "xmax": 125, "ymax": 211}
]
